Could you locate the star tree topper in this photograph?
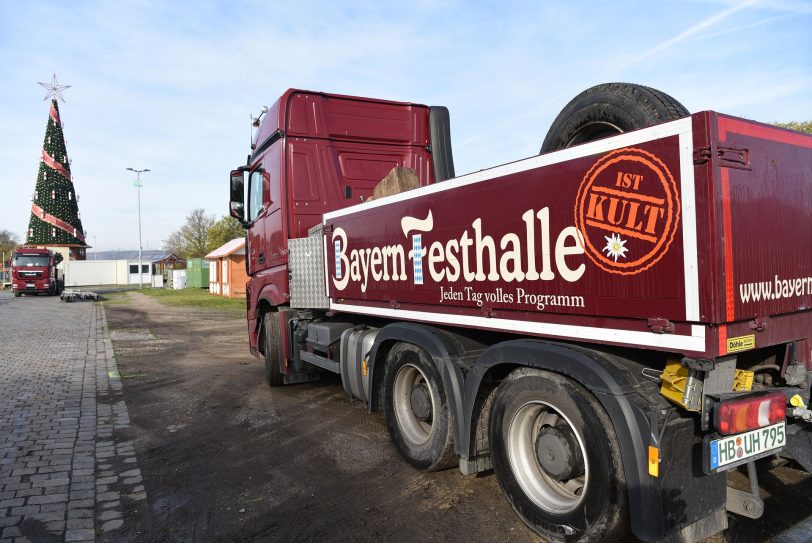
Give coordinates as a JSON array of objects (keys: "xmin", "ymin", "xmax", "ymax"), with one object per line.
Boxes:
[{"xmin": 37, "ymin": 74, "xmax": 71, "ymax": 102}]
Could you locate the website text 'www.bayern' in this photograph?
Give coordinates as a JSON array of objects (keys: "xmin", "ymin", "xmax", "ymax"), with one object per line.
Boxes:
[{"xmin": 739, "ymin": 275, "xmax": 812, "ymax": 303}]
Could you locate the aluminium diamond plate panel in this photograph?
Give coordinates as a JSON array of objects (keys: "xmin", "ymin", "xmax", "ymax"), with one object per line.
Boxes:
[{"xmin": 289, "ymin": 232, "xmax": 329, "ymax": 309}]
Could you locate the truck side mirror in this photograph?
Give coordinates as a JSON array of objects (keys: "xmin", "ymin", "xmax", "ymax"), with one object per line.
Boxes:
[{"xmin": 230, "ymin": 169, "xmax": 247, "ymax": 224}]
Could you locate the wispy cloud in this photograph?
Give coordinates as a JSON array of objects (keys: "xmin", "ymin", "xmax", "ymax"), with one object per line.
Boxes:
[
  {"xmin": 681, "ymin": 7, "xmax": 812, "ymax": 43},
  {"xmin": 612, "ymin": 0, "xmax": 761, "ymax": 73}
]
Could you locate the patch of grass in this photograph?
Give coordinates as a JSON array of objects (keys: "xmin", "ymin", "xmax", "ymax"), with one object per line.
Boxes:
[{"xmin": 139, "ymin": 287, "xmax": 245, "ymax": 315}]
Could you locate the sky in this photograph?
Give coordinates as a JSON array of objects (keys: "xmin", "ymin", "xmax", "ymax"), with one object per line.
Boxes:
[{"xmin": 0, "ymin": 0, "xmax": 810, "ymax": 252}]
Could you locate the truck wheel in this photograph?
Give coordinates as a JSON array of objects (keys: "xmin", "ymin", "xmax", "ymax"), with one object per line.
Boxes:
[
  {"xmin": 14, "ymin": 292, "xmax": 21, "ymax": 298},
  {"xmin": 540, "ymin": 82, "xmax": 689, "ymax": 153},
  {"xmin": 262, "ymin": 312, "xmax": 284, "ymax": 387},
  {"xmin": 383, "ymin": 343, "xmax": 456, "ymax": 471},
  {"xmin": 490, "ymin": 368, "xmax": 628, "ymax": 542}
]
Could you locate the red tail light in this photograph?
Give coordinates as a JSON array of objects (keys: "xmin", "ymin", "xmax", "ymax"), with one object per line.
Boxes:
[{"xmin": 715, "ymin": 392, "xmax": 786, "ymax": 435}]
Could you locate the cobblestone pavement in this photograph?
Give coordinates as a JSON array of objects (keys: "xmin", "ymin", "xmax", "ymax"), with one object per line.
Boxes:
[{"xmin": 0, "ymin": 295, "xmax": 146, "ymax": 542}]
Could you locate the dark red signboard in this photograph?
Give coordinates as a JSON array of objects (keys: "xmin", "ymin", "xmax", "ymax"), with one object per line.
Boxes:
[
  {"xmin": 321, "ymin": 113, "xmax": 812, "ymax": 359},
  {"xmin": 324, "ymin": 118, "xmax": 709, "ymax": 354}
]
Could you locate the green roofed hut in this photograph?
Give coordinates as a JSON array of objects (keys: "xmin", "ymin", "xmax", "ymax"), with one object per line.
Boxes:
[{"xmin": 186, "ymin": 258, "xmax": 210, "ymax": 289}]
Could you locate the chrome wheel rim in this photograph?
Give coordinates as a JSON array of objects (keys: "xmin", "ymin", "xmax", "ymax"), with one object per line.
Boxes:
[
  {"xmin": 392, "ymin": 363, "xmax": 435, "ymax": 445},
  {"xmin": 507, "ymin": 401, "xmax": 588, "ymax": 513}
]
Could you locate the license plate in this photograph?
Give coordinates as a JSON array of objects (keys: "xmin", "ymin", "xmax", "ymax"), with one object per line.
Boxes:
[
  {"xmin": 26, "ymin": 283, "xmax": 35, "ymax": 288},
  {"xmin": 708, "ymin": 422, "xmax": 785, "ymax": 472}
]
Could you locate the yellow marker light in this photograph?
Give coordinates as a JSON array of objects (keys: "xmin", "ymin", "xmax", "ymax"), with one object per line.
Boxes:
[
  {"xmin": 648, "ymin": 446, "xmax": 659, "ymax": 477},
  {"xmin": 361, "ymin": 358, "xmax": 367, "ymax": 377}
]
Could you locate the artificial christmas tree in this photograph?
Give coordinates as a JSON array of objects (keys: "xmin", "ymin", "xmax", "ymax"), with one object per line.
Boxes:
[{"xmin": 25, "ymin": 76, "xmax": 88, "ymax": 260}]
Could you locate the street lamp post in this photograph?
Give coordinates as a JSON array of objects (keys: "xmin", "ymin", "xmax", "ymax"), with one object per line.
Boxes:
[{"xmin": 126, "ymin": 167, "xmax": 150, "ymax": 289}]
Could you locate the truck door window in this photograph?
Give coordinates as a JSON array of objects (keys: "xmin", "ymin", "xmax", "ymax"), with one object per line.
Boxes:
[{"xmin": 247, "ymin": 169, "xmax": 264, "ymax": 222}]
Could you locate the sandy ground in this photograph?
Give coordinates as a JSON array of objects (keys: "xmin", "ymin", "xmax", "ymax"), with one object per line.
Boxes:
[{"xmin": 103, "ymin": 292, "xmax": 810, "ymax": 543}]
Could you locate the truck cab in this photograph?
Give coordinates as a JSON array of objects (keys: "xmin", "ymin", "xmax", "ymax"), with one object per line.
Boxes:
[
  {"xmin": 11, "ymin": 247, "xmax": 64, "ymax": 297},
  {"xmin": 230, "ymin": 90, "xmax": 454, "ymax": 354}
]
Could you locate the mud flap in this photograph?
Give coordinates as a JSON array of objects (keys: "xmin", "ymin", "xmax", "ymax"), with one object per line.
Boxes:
[{"xmin": 783, "ymin": 422, "xmax": 812, "ymax": 473}]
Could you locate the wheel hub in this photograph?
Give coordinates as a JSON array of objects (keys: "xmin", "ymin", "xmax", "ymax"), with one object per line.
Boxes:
[
  {"xmin": 410, "ymin": 383, "xmax": 432, "ymax": 422},
  {"xmin": 535, "ymin": 425, "xmax": 585, "ymax": 481}
]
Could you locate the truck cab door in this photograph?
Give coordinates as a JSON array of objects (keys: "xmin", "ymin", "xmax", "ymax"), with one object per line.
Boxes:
[
  {"xmin": 246, "ymin": 144, "xmax": 284, "ymax": 275},
  {"xmin": 246, "ymin": 167, "xmax": 268, "ymax": 275}
]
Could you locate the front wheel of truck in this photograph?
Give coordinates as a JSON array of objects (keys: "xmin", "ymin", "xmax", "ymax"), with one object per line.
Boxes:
[
  {"xmin": 490, "ymin": 368, "xmax": 628, "ymax": 543},
  {"xmin": 383, "ymin": 342, "xmax": 456, "ymax": 471},
  {"xmin": 262, "ymin": 312, "xmax": 284, "ymax": 387}
]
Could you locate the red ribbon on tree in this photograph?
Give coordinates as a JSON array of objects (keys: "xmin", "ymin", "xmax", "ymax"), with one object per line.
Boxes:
[
  {"xmin": 42, "ymin": 149, "xmax": 71, "ymax": 180},
  {"xmin": 31, "ymin": 202, "xmax": 86, "ymax": 242}
]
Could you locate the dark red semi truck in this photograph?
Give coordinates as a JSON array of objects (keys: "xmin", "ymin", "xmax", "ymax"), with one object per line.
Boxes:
[
  {"xmin": 11, "ymin": 247, "xmax": 64, "ymax": 297},
  {"xmin": 229, "ymin": 83, "xmax": 812, "ymax": 542}
]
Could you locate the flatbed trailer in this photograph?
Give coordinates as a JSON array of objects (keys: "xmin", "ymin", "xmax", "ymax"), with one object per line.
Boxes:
[{"xmin": 229, "ymin": 84, "xmax": 812, "ymax": 542}]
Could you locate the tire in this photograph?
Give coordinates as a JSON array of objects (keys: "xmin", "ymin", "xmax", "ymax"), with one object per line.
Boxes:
[
  {"xmin": 489, "ymin": 368, "xmax": 628, "ymax": 542},
  {"xmin": 383, "ymin": 342, "xmax": 456, "ymax": 471},
  {"xmin": 262, "ymin": 312, "xmax": 284, "ymax": 387},
  {"xmin": 540, "ymin": 82, "xmax": 689, "ymax": 153},
  {"xmin": 14, "ymin": 292, "xmax": 21, "ymax": 298}
]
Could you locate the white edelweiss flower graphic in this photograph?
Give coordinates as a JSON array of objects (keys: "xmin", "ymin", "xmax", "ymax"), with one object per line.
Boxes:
[{"xmin": 602, "ymin": 232, "xmax": 628, "ymax": 262}]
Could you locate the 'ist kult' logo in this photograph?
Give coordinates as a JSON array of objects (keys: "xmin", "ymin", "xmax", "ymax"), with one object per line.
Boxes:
[{"xmin": 574, "ymin": 147, "xmax": 681, "ymax": 275}]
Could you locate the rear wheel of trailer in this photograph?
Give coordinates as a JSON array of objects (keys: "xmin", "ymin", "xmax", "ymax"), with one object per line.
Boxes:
[{"xmin": 489, "ymin": 368, "xmax": 628, "ymax": 542}]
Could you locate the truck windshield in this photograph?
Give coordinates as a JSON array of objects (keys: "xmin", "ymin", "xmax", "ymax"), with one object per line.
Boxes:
[{"xmin": 13, "ymin": 256, "xmax": 50, "ymax": 267}]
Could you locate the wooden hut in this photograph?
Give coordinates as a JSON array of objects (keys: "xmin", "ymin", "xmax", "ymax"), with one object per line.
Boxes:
[
  {"xmin": 154, "ymin": 253, "xmax": 186, "ymax": 288},
  {"xmin": 204, "ymin": 238, "xmax": 247, "ymax": 298}
]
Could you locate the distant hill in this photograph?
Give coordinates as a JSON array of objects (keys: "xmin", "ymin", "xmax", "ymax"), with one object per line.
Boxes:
[{"xmin": 86, "ymin": 250, "xmax": 171, "ymax": 261}]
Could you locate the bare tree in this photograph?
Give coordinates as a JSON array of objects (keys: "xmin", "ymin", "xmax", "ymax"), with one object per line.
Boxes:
[
  {"xmin": 162, "ymin": 209, "xmax": 215, "ymax": 259},
  {"xmin": 0, "ymin": 229, "xmax": 20, "ymax": 257},
  {"xmin": 162, "ymin": 229, "xmax": 187, "ymax": 258}
]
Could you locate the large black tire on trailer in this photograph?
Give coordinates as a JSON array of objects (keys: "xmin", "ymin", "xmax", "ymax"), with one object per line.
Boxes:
[
  {"xmin": 489, "ymin": 368, "xmax": 628, "ymax": 543},
  {"xmin": 383, "ymin": 342, "xmax": 456, "ymax": 471},
  {"xmin": 262, "ymin": 311, "xmax": 285, "ymax": 387},
  {"xmin": 540, "ymin": 82, "xmax": 689, "ymax": 153}
]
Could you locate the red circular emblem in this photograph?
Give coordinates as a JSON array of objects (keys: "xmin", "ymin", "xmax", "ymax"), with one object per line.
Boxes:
[{"xmin": 575, "ymin": 148, "xmax": 681, "ymax": 275}]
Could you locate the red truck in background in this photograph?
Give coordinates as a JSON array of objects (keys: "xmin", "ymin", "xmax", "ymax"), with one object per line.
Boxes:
[
  {"xmin": 229, "ymin": 83, "xmax": 812, "ymax": 543},
  {"xmin": 11, "ymin": 247, "xmax": 64, "ymax": 297}
]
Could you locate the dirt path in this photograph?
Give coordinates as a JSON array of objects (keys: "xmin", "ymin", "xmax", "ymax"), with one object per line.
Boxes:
[
  {"xmin": 104, "ymin": 293, "xmax": 542, "ymax": 543},
  {"xmin": 104, "ymin": 293, "xmax": 812, "ymax": 543}
]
